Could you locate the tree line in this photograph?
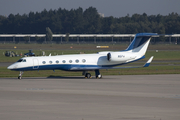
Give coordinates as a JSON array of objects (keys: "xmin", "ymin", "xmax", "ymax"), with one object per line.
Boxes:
[{"xmin": 0, "ymin": 7, "xmax": 180, "ymax": 34}]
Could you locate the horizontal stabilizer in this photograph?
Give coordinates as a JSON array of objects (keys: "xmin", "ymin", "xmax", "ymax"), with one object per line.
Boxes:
[
  {"xmin": 103, "ymin": 56, "xmax": 154, "ymax": 69},
  {"xmin": 143, "ymin": 56, "xmax": 154, "ymax": 67}
]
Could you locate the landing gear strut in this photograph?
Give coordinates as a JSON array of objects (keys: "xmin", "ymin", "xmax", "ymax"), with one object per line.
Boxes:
[
  {"xmin": 95, "ymin": 70, "xmax": 102, "ymax": 79},
  {"xmin": 18, "ymin": 71, "xmax": 24, "ymax": 79}
]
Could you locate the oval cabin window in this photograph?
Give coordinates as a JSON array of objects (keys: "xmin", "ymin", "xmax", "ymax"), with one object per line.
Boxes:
[
  {"xmin": 69, "ymin": 60, "xmax": 72, "ymax": 63},
  {"xmin": 75, "ymin": 59, "xmax": 79, "ymax": 63},
  {"xmin": 56, "ymin": 60, "xmax": 59, "ymax": 64},
  {"xmin": 82, "ymin": 59, "xmax": 86, "ymax": 63}
]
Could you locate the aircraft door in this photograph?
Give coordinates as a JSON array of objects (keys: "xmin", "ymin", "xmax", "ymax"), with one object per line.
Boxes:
[{"xmin": 33, "ymin": 58, "xmax": 39, "ymax": 69}]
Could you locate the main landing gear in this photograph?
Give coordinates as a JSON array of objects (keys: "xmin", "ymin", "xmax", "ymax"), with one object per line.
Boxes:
[
  {"xmin": 95, "ymin": 70, "xmax": 102, "ymax": 79},
  {"xmin": 83, "ymin": 70, "xmax": 102, "ymax": 79},
  {"xmin": 18, "ymin": 71, "xmax": 24, "ymax": 79}
]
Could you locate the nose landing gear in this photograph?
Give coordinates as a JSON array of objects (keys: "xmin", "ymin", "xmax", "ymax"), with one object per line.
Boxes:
[{"xmin": 18, "ymin": 71, "xmax": 24, "ymax": 79}]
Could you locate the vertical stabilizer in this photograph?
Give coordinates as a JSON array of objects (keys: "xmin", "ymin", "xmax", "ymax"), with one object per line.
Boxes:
[{"xmin": 126, "ymin": 33, "xmax": 157, "ymax": 55}]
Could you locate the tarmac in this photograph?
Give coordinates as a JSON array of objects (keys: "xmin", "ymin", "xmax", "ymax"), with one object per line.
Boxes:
[{"xmin": 0, "ymin": 74, "xmax": 180, "ymax": 120}]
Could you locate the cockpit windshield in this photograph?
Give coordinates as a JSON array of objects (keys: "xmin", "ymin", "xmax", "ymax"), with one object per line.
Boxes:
[
  {"xmin": 23, "ymin": 59, "xmax": 26, "ymax": 62},
  {"xmin": 17, "ymin": 59, "xmax": 26, "ymax": 62},
  {"xmin": 17, "ymin": 59, "xmax": 23, "ymax": 62}
]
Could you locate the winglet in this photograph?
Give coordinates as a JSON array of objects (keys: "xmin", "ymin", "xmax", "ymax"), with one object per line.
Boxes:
[{"xmin": 143, "ymin": 56, "xmax": 154, "ymax": 67}]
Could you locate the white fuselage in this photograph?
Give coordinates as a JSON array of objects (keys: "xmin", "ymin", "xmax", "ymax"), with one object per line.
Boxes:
[
  {"xmin": 7, "ymin": 51, "xmax": 142, "ymax": 71},
  {"xmin": 8, "ymin": 33, "xmax": 156, "ymax": 73}
]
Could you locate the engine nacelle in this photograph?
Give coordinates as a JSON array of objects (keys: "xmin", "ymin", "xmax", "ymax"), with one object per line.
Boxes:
[{"xmin": 107, "ymin": 52, "xmax": 136, "ymax": 62}]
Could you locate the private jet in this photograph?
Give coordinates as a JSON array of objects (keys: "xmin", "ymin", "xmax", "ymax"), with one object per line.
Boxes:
[{"xmin": 8, "ymin": 33, "xmax": 156, "ymax": 79}]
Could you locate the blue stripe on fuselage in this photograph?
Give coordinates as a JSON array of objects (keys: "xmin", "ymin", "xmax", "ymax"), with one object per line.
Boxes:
[{"xmin": 10, "ymin": 64, "xmax": 99, "ymax": 71}]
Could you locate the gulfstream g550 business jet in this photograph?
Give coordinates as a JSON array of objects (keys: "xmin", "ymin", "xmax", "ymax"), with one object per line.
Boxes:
[{"xmin": 8, "ymin": 33, "xmax": 156, "ymax": 79}]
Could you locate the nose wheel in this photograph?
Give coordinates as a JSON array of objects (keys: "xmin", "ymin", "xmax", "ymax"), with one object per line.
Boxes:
[{"xmin": 18, "ymin": 71, "xmax": 24, "ymax": 79}]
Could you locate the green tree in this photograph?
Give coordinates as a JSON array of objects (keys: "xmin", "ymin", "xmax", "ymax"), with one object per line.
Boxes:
[{"xmin": 0, "ymin": 7, "xmax": 180, "ymax": 36}]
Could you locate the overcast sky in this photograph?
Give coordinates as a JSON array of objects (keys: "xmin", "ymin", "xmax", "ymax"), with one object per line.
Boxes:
[{"xmin": 0, "ymin": 0, "xmax": 180, "ymax": 17}]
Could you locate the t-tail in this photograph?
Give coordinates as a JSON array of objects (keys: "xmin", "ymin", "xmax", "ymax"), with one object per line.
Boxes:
[{"xmin": 125, "ymin": 33, "xmax": 158, "ymax": 57}]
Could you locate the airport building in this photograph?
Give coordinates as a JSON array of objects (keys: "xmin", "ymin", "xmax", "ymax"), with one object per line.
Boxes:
[{"xmin": 0, "ymin": 34, "xmax": 180, "ymax": 44}]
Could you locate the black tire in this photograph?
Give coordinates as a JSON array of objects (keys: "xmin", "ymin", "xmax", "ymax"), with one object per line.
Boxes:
[{"xmin": 85, "ymin": 73, "xmax": 91, "ymax": 78}]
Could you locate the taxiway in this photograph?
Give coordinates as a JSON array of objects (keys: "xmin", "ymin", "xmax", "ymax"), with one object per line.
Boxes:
[{"xmin": 0, "ymin": 75, "xmax": 180, "ymax": 120}]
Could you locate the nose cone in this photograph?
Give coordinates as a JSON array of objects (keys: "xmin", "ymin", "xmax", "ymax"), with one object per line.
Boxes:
[
  {"xmin": 7, "ymin": 65, "xmax": 13, "ymax": 70},
  {"xmin": 7, "ymin": 63, "xmax": 17, "ymax": 70}
]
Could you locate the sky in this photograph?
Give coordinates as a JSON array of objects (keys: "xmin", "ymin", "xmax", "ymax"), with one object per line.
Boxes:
[{"xmin": 0, "ymin": 0, "xmax": 180, "ymax": 17}]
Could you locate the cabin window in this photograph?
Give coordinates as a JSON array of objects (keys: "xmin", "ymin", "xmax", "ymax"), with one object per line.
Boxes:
[
  {"xmin": 62, "ymin": 60, "xmax": 66, "ymax": 63},
  {"xmin": 42, "ymin": 61, "xmax": 46, "ymax": 64},
  {"xmin": 82, "ymin": 59, "xmax": 86, "ymax": 63},
  {"xmin": 75, "ymin": 59, "xmax": 79, "ymax": 63},
  {"xmin": 69, "ymin": 60, "xmax": 72, "ymax": 63},
  {"xmin": 49, "ymin": 61, "xmax": 53, "ymax": 64},
  {"xmin": 56, "ymin": 60, "xmax": 59, "ymax": 64}
]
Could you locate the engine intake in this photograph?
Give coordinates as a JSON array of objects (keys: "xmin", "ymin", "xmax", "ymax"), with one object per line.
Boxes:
[{"xmin": 107, "ymin": 53, "xmax": 111, "ymax": 61}]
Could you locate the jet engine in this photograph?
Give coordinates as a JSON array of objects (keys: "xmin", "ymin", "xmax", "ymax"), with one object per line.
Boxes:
[{"xmin": 107, "ymin": 52, "xmax": 136, "ymax": 62}]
